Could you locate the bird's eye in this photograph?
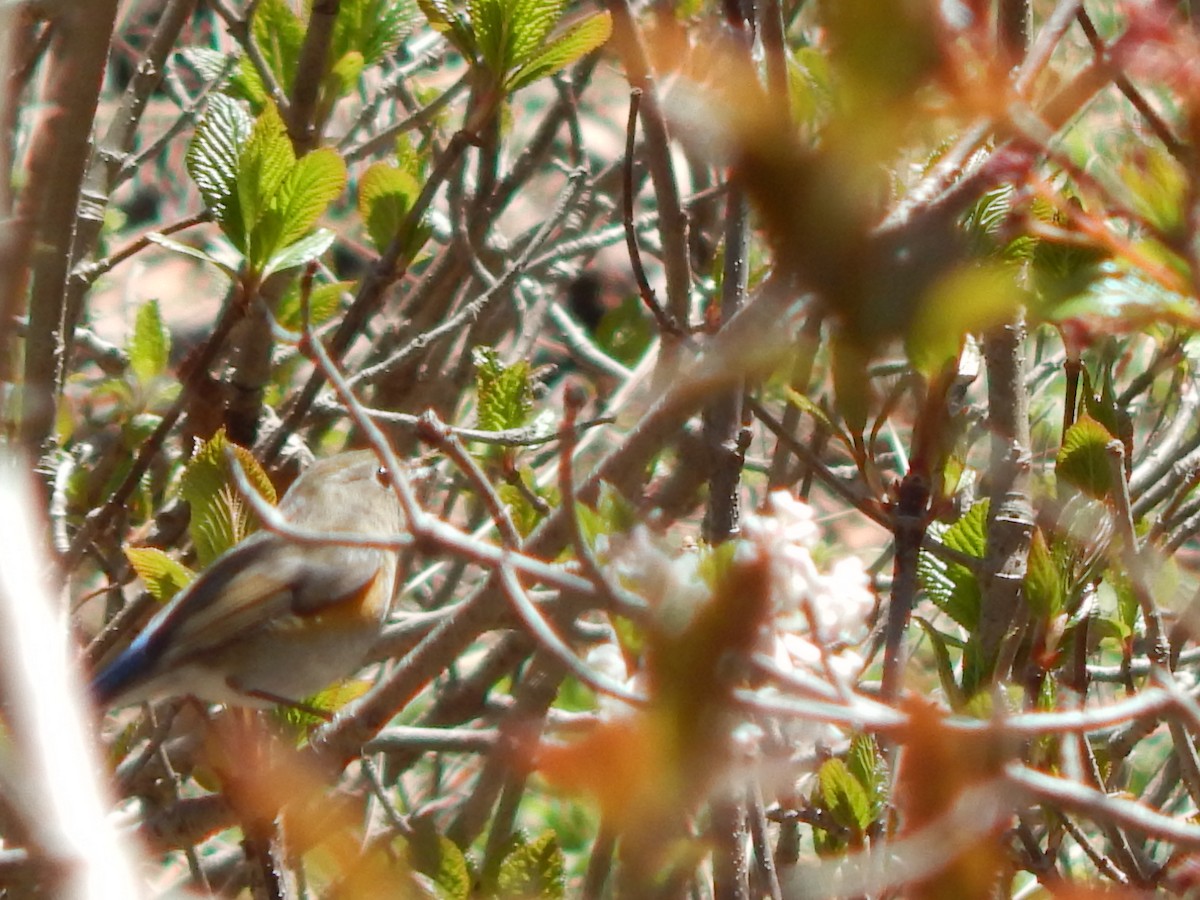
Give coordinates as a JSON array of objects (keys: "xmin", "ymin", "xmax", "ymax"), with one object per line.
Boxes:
[{"xmin": 375, "ymin": 466, "xmax": 392, "ymax": 487}]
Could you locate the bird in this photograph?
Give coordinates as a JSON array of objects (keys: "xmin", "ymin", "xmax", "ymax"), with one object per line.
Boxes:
[{"xmin": 91, "ymin": 450, "xmax": 405, "ymax": 710}]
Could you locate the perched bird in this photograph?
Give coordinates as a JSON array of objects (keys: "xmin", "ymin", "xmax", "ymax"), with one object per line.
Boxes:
[{"xmin": 92, "ymin": 451, "xmax": 405, "ymax": 709}]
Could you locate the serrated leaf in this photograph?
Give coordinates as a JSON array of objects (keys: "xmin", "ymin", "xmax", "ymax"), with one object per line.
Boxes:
[
  {"xmin": 407, "ymin": 826, "xmax": 471, "ymax": 900},
  {"xmin": 129, "ymin": 300, "xmax": 169, "ymax": 384},
  {"xmin": 186, "ymin": 94, "xmax": 253, "ymax": 236},
  {"xmin": 846, "ymin": 733, "xmax": 886, "ymax": 818},
  {"xmin": 1023, "ymin": 528, "xmax": 1064, "ymax": 620},
  {"xmin": 506, "ymin": 10, "xmax": 611, "ymax": 93},
  {"xmin": 417, "ymin": 0, "xmax": 476, "ymax": 57},
  {"xmin": 180, "ymin": 429, "xmax": 276, "ymax": 565},
  {"xmin": 124, "ymin": 547, "xmax": 195, "ymax": 602},
  {"xmin": 251, "ymin": 0, "xmax": 305, "ymax": 86},
  {"xmin": 145, "ymin": 233, "xmax": 239, "ymax": 277},
  {"xmin": 238, "ymin": 103, "xmax": 296, "ymax": 257},
  {"xmin": 497, "ymin": 830, "xmax": 565, "ymax": 899},
  {"xmin": 333, "ymin": 0, "xmax": 417, "ymax": 66},
  {"xmin": 277, "ymin": 279, "xmax": 352, "ymax": 331},
  {"xmin": 918, "ymin": 501, "xmax": 988, "ymax": 630},
  {"xmin": 358, "ymin": 162, "xmax": 420, "ymax": 252},
  {"xmin": 469, "ymin": 0, "xmax": 507, "ymax": 74},
  {"xmin": 509, "ymin": 0, "xmax": 565, "ymax": 66},
  {"xmin": 262, "ymin": 228, "xmax": 337, "ymax": 279},
  {"xmin": 474, "ymin": 346, "xmax": 533, "ymax": 432},
  {"xmin": 265, "ymin": 147, "xmax": 347, "ymax": 251},
  {"xmin": 819, "ymin": 758, "xmax": 872, "ymax": 836},
  {"xmin": 1056, "ymin": 413, "xmax": 1115, "ymax": 500},
  {"xmin": 230, "ymin": 54, "xmax": 270, "ymax": 108}
]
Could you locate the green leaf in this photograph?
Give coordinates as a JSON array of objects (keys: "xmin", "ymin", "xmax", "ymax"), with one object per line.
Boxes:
[
  {"xmin": 498, "ymin": 476, "xmax": 544, "ymax": 536},
  {"xmin": 846, "ymin": 733, "xmax": 886, "ymax": 818},
  {"xmin": 323, "ymin": 50, "xmax": 365, "ymax": 100},
  {"xmin": 237, "ymin": 103, "xmax": 296, "ymax": 258},
  {"xmin": 906, "ymin": 263, "xmax": 1023, "ymax": 379},
  {"xmin": 333, "ymin": 0, "xmax": 417, "ymax": 66},
  {"xmin": 818, "ymin": 758, "xmax": 871, "ymax": 836},
  {"xmin": 831, "ymin": 334, "xmax": 869, "ymax": 438},
  {"xmin": 417, "ymin": 0, "xmax": 477, "ymax": 58},
  {"xmin": 265, "ymin": 147, "xmax": 347, "ymax": 251},
  {"xmin": 124, "ymin": 547, "xmax": 195, "ymax": 602},
  {"xmin": 276, "ymin": 280, "xmax": 352, "ymax": 331},
  {"xmin": 262, "ymin": 228, "xmax": 337, "ymax": 279},
  {"xmin": 469, "ymin": 0, "xmax": 508, "ymax": 74},
  {"xmin": 593, "ymin": 293, "xmax": 652, "ymax": 367},
  {"xmin": 180, "ymin": 429, "xmax": 276, "ymax": 565},
  {"xmin": 406, "ymin": 828, "xmax": 470, "ymax": 900},
  {"xmin": 250, "ymin": 0, "xmax": 305, "ymax": 87},
  {"xmin": 473, "ymin": 346, "xmax": 533, "ymax": 432},
  {"xmin": 1056, "ymin": 413, "xmax": 1116, "ymax": 500},
  {"xmin": 917, "ymin": 501, "xmax": 988, "ymax": 630},
  {"xmin": 1023, "ymin": 528, "xmax": 1065, "ymax": 620},
  {"xmin": 509, "ymin": 0, "xmax": 564, "ymax": 64},
  {"xmin": 784, "ymin": 386, "xmax": 835, "ymax": 434},
  {"xmin": 231, "ymin": 55, "xmax": 270, "ymax": 108},
  {"xmin": 497, "ymin": 830, "xmax": 565, "ymax": 899},
  {"xmin": 186, "ymin": 94, "xmax": 253, "ymax": 236},
  {"xmin": 506, "ymin": 10, "xmax": 611, "ymax": 93},
  {"xmin": 129, "ymin": 300, "xmax": 170, "ymax": 384},
  {"xmin": 358, "ymin": 162, "xmax": 421, "ymax": 253},
  {"xmin": 914, "ymin": 616, "xmax": 966, "ymax": 709},
  {"xmin": 145, "ymin": 233, "xmax": 239, "ymax": 277}
]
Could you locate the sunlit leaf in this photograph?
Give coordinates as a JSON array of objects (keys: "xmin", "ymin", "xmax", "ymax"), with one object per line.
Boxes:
[
  {"xmin": 1056, "ymin": 414, "xmax": 1115, "ymax": 500},
  {"xmin": 496, "ymin": 830, "xmax": 565, "ymax": 899},
  {"xmin": 180, "ymin": 429, "xmax": 276, "ymax": 565},
  {"xmin": 358, "ymin": 162, "xmax": 421, "ymax": 252},
  {"xmin": 506, "ymin": 11, "xmax": 611, "ymax": 93},
  {"xmin": 124, "ymin": 546, "xmax": 195, "ymax": 602},
  {"xmin": 474, "ymin": 346, "xmax": 533, "ymax": 432},
  {"xmin": 819, "ymin": 758, "xmax": 871, "ymax": 836},
  {"xmin": 261, "ymin": 228, "xmax": 337, "ymax": 279},
  {"xmin": 186, "ymin": 94, "xmax": 253, "ymax": 237},
  {"xmin": 129, "ymin": 300, "xmax": 170, "ymax": 385}
]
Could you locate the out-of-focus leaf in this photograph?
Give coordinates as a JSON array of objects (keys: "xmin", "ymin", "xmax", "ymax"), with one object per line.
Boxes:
[
  {"xmin": 1023, "ymin": 528, "xmax": 1065, "ymax": 620},
  {"xmin": 276, "ymin": 280, "xmax": 352, "ymax": 331},
  {"xmin": 905, "ymin": 263, "xmax": 1023, "ymax": 379},
  {"xmin": 1056, "ymin": 414, "xmax": 1115, "ymax": 501},
  {"xmin": 914, "ymin": 616, "xmax": 966, "ymax": 710},
  {"xmin": 830, "ymin": 334, "xmax": 870, "ymax": 438}
]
